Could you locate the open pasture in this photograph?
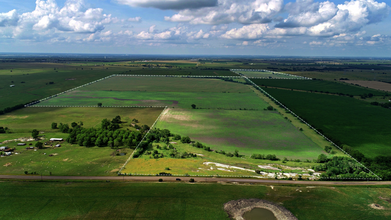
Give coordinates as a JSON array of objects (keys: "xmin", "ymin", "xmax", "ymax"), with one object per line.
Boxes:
[
  {"xmin": 263, "ymin": 88, "xmax": 391, "ymax": 158},
  {"xmin": 35, "ymin": 77, "xmax": 268, "ymax": 110},
  {"xmin": 79, "ymin": 76, "xmax": 250, "ymax": 93},
  {"xmin": 0, "ymin": 62, "xmax": 135, "ymax": 109},
  {"xmin": 253, "ymin": 79, "xmax": 389, "ymax": 96},
  {"xmin": 236, "ymin": 70, "xmax": 303, "ymax": 79},
  {"xmin": 1, "ymin": 182, "xmax": 391, "ymax": 220},
  {"xmin": 128, "ymin": 68, "xmax": 237, "ymax": 76},
  {"xmin": 0, "ymin": 107, "xmax": 163, "ymax": 133},
  {"xmin": 0, "ymin": 139, "xmax": 131, "ymax": 176},
  {"xmin": 156, "ymin": 109, "xmax": 324, "ymax": 159}
]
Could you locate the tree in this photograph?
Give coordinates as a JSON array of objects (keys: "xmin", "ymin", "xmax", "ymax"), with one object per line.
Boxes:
[
  {"xmin": 0, "ymin": 127, "xmax": 6, "ymax": 133},
  {"xmin": 267, "ymin": 106, "xmax": 274, "ymax": 111},
  {"xmin": 181, "ymin": 136, "xmax": 191, "ymax": 144},
  {"xmin": 191, "ymin": 104, "xmax": 196, "ymax": 109},
  {"xmin": 51, "ymin": 122, "xmax": 57, "ymax": 129},
  {"xmin": 97, "ymin": 103, "xmax": 102, "ymax": 107},
  {"xmin": 174, "ymin": 134, "xmax": 181, "ymax": 140},
  {"xmin": 317, "ymin": 154, "xmax": 328, "ymax": 163},
  {"xmin": 71, "ymin": 122, "xmax": 78, "ymax": 128},
  {"xmin": 255, "ymin": 170, "xmax": 261, "ymax": 174},
  {"xmin": 32, "ymin": 129, "xmax": 39, "ymax": 139},
  {"xmin": 35, "ymin": 142, "xmax": 43, "ymax": 149},
  {"xmin": 234, "ymin": 150, "xmax": 239, "ymax": 157}
]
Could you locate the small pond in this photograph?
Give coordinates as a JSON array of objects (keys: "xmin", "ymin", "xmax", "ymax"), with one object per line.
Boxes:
[{"xmin": 243, "ymin": 208, "xmax": 277, "ymax": 220}]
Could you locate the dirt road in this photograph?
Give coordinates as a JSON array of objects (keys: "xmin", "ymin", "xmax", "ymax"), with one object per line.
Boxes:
[{"xmin": 1, "ymin": 175, "xmax": 390, "ymax": 186}]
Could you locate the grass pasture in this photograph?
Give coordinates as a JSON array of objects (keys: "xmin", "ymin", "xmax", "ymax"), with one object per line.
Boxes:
[
  {"xmin": 35, "ymin": 77, "xmax": 268, "ymax": 110},
  {"xmin": 0, "ymin": 107, "xmax": 163, "ymax": 133},
  {"xmin": 156, "ymin": 108, "xmax": 324, "ymax": 160},
  {"xmin": 1, "ymin": 181, "xmax": 391, "ymax": 220},
  {"xmin": 263, "ymin": 88, "xmax": 391, "ymax": 158},
  {"xmin": 252, "ymin": 79, "xmax": 389, "ymax": 96},
  {"xmin": 0, "ymin": 62, "xmax": 135, "ymax": 109}
]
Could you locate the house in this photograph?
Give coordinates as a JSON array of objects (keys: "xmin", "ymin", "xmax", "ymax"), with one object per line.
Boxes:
[
  {"xmin": 17, "ymin": 143, "xmax": 26, "ymax": 146},
  {"xmin": 5, "ymin": 152, "xmax": 12, "ymax": 156},
  {"xmin": 55, "ymin": 144, "xmax": 61, "ymax": 147},
  {"xmin": 0, "ymin": 146, "xmax": 9, "ymax": 151},
  {"xmin": 10, "ymin": 85, "xmax": 15, "ymax": 88},
  {"xmin": 50, "ymin": 138, "xmax": 63, "ymax": 141},
  {"xmin": 26, "ymin": 147, "xmax": 34, "ymax": 150}
]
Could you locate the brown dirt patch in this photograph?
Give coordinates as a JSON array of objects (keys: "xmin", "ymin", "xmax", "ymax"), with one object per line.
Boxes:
[
  {"xmin": 63, "ymin": 158, "xmax": 69, "ymax": 162},
  {"xmin": 3, "ymin": 163, "xmax": 12, "ymax": 167},
  {"xmin": 369, "ymin": 203, "xmax": 385, "ymax": 210},
  {"xmin": 341, "ymin": 80, "xmax": 391, "ymax": 92},
  {"xmin": 224, "ymin": 199, "xmax": 297, "ymax": 220}
]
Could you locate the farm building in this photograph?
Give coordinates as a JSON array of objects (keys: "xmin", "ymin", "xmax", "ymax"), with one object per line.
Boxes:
[
  {"xmin": 17, "ymin": 143, "xmax": 26, "ymax": 146},
  {"xmin": 5, "ymin": 152, "xmax": 12, "ymax": 156},
  {"xmin": 50, "ymin": 138, "xmax": 63, "ymax": 141},
  {"xmin": 0, "ymin": 146, "xmax": 9, "ymax": 151},
  {"xmin": 55, "ymin": 144, "xmax": 61, "ymax": 147},
  {"xmin": 10, "ymin": 85, "xmax": 15, "ymax": 88}
]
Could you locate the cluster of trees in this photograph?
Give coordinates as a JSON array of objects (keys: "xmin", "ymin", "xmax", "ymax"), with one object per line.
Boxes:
[
  {"xmin": 251, "ymin": 154, "xmax": 279, "ymax": 161},
  {"xmin": 371, "ymin": 101, "xmax": 391, "ymax": 109},
  {"xmin": 0, "ymin": 126, "xmax": 9, "ymax": 133},
  {"xmin": 0, "ymin": 103, "xmax": 27, "ymax": 115}
]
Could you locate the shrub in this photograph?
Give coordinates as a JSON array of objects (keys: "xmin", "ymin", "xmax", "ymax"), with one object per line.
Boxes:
[
  {"xmin": 158, "ymin": 178, "xmax": 163, "ymax": 182},
  {"xmin": 189, "ymin": 178, "xmax": 195, "ymax": 182}
]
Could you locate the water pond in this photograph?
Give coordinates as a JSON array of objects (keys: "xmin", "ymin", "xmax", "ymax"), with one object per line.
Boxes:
[{"xmin": 243, "ymin": 208, "xmax": 277, "ymax": 220}]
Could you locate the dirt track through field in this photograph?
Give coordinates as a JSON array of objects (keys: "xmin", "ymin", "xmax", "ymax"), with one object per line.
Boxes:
[
  {"xmin": 0, "ymin": 175, "xmax": 389, "ymax": 186},
  {"xmin": 342, "ymin": 80, "xmax": 391, "ymax": 92}
]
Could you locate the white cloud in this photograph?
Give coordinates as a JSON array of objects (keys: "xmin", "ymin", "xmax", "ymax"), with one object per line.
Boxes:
[
  {"xmin": 115, "ymin": 0, "xmax": 218, "ymax": 10},
  {"xmin": 128, "ymin": 17, "xmax": 142, "ymax": 22},
  {"xmin": 0, "ymin": 9, "xmax": 19, "ymax": 27},
  {"xmin": 221, "ymin": 24, "xmax": 269, "ymax": 39},
  {"xmin": 276, "ymin": 0, "xmax": 338, "ymax": 27},
  {"xmin": 165, "ymin": 0, "xmax": 284, "ymax": 25}
]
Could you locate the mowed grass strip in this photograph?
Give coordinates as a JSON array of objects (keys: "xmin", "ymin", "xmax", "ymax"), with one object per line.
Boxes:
[
  {"xmin": 252, "ymin": 79, "xmax": 389, "ymax": 96},
  {"xmin": 156, "ymin": 109, "xmax": 324, "ymax": 160},
  {"xmin": 263, "ymin": 88, "xmax": 391, "ymax": 158},
  {"xmin": 1, "ymin": 182, "xmax": 391, "ymax": 220},
  {"xmin": 0, "ymin": 107, "xmax": 163, "ymax": 133}
]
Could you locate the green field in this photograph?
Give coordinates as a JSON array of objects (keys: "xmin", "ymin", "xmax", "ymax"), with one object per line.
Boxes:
[
  {"xmin": 0, "ymin": 107, "xmax": 163, "ymax": 133},
  {"xmin": 263, "ymin": 88, "xmax": 391, "ymax": 158},
  {"xmin": 35, "ymin": 77, "xmax": 268, "ymax": 110},
  {"xmin": 127, "ymin": 68, "xmax": 237, "ymax": 76},
  {"xmin": 0, "ymin": 63, "xmax": 136, "ymax": 109},
  {"xmin": 236, "ymin": 71, "xmax": 304, "ymax": 79},
  {"xmin": 1, "ymin": 181, "xmax": 390, "ymax": 220},
  {"xmin": 0, "ymin": 107, "xmax": 164, "ymax": 176},
  {"xmin": 156, "ymin": 108, "xmax": 324, "ymax": 159},
  {"xmin": 252, "ymin": 79, "xmax": 389, "ymax": 96}
]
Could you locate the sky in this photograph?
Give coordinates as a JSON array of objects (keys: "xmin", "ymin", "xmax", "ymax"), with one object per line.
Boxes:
[{"xmin": 0, "ymin": 0, "xmax": 390, "ymax": 57}]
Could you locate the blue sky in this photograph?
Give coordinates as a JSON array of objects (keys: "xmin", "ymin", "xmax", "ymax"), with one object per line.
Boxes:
[{"xmin": 0, "ymin": 0, "xmax": 390, "ymax": 56}]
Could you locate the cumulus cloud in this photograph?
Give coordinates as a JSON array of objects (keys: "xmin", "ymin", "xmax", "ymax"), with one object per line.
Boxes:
[
  {"xmin": 128, "ymin": 17, "xmax": 142, "ymax": 22},
  {"xmin": 276, "ymin": 0, "xmax": 338, "ymax": 27},
  {"xmin": 0, "ymin": 9, "xmax": 19, "ymax": 27},
  {"xmin": 221, "ymin": 24, "xmax": 269, "ymax": 39},
  {"xmin": 165, "ymin": 0, "xmax": 284, "ymax": 25},
  {"xmin": 115, "ymin": 0, "xmax": 218, "ymax": 10}
]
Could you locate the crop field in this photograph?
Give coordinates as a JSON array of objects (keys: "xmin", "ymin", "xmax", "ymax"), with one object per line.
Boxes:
[
  {"xmin": 156, "ymin": 108, "xmax": 324, "ymax": 159},
  {"xmin": 128, "ymin": 68, "xmax": 237, "ymax": 76},
  {"xmin": 342, "ymin": 80, "xmax": 391, "ymax": 93},
  {"xmin": 0, "ymin": 107, "xmax": 163, "ymax": 133},
  {"xmin": 1, "ymin": 182, "xmax": 391, "ymax": 220},
  {"xmin": 263, "ymin": 88, "xmax": 391, "ymax": 158},
  {"xmin": 35, "ymin": 77, "xmax": 268, "ymax": 110},
  {"xmin": 252, "ymin": 79, "xmax": 389, "ymax": 96},
  {"xmin": 236, "ymin": 70, "xmax": 304, "ymax": 79},
  {"xmin": 0, "ymin": 62, "xmax": 135, "ymax": 109}
]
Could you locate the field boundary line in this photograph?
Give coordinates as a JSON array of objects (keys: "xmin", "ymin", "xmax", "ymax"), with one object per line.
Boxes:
[
  {"xmin": 231, "ymin": 69, "xmax": 312, "ymax": 80},
  {"xmin": 231, "ymin": 70, "xmax": 382, "ymax": 180},
  {"xmin": 118, "ymin": 106, "xmax": 168, "ymax": 174}
]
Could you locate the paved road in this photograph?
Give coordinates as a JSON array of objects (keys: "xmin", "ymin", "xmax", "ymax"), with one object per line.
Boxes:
[{"xmin": 1, "ymin": 175, "xmax": 390, "ymax": 186}]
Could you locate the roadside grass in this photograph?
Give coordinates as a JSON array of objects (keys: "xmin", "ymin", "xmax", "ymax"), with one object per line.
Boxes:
[
  {"xmin": 0, "ymin": 107, "xmax": 163, "ymax": 133},
  {"xmin": 156, "ymin": 108, "xmax": 325, "ymax": 160},
  {"xmin": 263, "ymin": 88, "xmax": 391, "ymax": 158},
  {"xmin": 1, "ymin": 181, "xmax": 391, "ymax": 220},
  {"xmin": 0, "ymin": 132, "xmax": 131, "ymax": 176},
  {"xmin": 252, "ymin": 79, "xmax": 389, "ymax": 96},
  {"xmin": 0, "ymin": 62, "xmax": 135, "ymax": 109}
]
